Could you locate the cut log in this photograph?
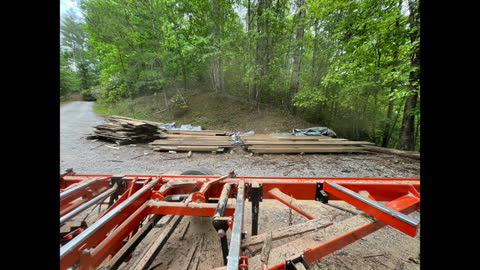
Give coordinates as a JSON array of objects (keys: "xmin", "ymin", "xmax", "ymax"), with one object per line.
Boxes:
[{"xmin": 363, "ymin": 146, "xmax": 420, "ymax": 160}]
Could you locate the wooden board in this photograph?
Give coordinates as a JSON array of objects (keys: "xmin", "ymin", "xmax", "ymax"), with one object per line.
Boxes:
[
  {"xmin": 242, "ymin": 138, "xmax": 349, "ymax": 142},
  {"xmin": 156, "ymin": 138, "xmax": 233, "ymax": 143},
  {"xmin": 244, "ymin": 141, "xmax": 374, "ymax": 145},
  {"xmin": 150, "ymin": 140, "xmax": 234, "ymax": 146},
  {"xmin": 180, "ymin": 235, "xmax": 202, "ymax": 270},
  {"xmin": 240, "ymin": 135, "xmax": 336, "ymax": 139},
  {"xmin": 165, "ymin": 130, "xmax": 226, "ymax": 136},
  {"xmin": 247, "ymin": 214, "xmax": 375, "ymax": 269},
  {"xmin": 260, "ymin": 232, "xmax": 273, "ymax": 267},
  {"xmin": 158, "ymin": 134, "xmax": 232, "ymax": 140},
  {"xmin": 241, "ymin": 218, "xmax": 333, "ymax": 249},
  {"xmin": 153, "ymin": 146, "xmax": 225, "ymax": 152},
  {"xmin": 109, "ymin": 115, "xmax": 163, "ymax": 126},
  {"xmin": 132, "ymin": 215, "xmax": 183, "ymax": 270},
  {"xmin": 247, "ymin": 145, "xmax": 365, "ymax": 149},
  {"xmin": 249, "ymin": 147, "xmax": 367, "ymax": 153}
]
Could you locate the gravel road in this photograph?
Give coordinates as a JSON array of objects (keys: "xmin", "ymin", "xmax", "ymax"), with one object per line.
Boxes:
[
  {"xmin": 60, "ymin": 101, "xmax": 420, "ymax": 178},
  {"xmin": 60, "ymin": 101, "xmax": 421, "ymax": 270}
]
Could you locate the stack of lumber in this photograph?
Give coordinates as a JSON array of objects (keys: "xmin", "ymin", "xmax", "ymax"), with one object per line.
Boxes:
[
  {"xmin": 150, "ymin": 129, "xmax": 234, "ymax": 153},
  {"xmin": 240, "ymin": 134, "xmax": 374, "ymax": 154},
  {"xmin": 87, "ymin": 116, "xmax": 162, "ymax": 145}
]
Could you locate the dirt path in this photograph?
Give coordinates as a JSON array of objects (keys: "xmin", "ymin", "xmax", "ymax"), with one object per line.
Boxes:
[{"xmin": 61, "ymin": 101, "xmax": 420, "ymax": 269}]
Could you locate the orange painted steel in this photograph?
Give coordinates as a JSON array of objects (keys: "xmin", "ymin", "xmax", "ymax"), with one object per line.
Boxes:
[
  {"xmin": 267, "ymin": 188, "xmax": 315, "ymax": 220},
  {"xmin": 59, "ymin": 170, "xmax": 420, "ymax": 270}
]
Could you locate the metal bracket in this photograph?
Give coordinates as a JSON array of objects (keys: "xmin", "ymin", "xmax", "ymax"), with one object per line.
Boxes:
[
  {"xmin": 247, "ymin": 183, "xmax": 263, "ymax": 202},
  {"xmin": 285, "ymin": 254, "xmax": 310, "ymax": 270},
  {"xmin": 108, "ymin": 175, "xmax": 126, "ymax": 207},
  {"xmin": 248, "ymin": 183, "xmax": 262, "ymax": 236},
  {"xmin": 315, "ymin": 182, "xmax": 329, "ymax": 203}
]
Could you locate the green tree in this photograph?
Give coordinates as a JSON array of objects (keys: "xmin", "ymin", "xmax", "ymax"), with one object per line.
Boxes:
[
  {"xmin": 61, "ymin": 8, "xmax": 99, "ymax": 91},
  {"xmin": 77, "ymin": 0, "xmax": 420, "ymax": 150},
  {"xmin": 60, "ymin": 50, "xmax": 80, "ymax": 94}
]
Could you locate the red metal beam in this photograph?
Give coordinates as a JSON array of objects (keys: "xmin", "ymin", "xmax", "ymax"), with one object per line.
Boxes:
[
  {"xmin": 324, "ymin": 182, "xmax": 420, "ymax": 236},
  {"xmin": 268, "ymin": 194, "xmax": 420, "ymax": 270},
  {"xmin": 148, "ymin": 201, "xmax": 235, "ymax": 217},
  {"xmin": 87, "ymin": 203, "xmax": 150, "ymax": 269},
  {"xmin": 303, "ymin": 194, "xmax": 419, "ymax": 264},
  {"xmin": 267, "ymin": 188, "xmax": 315, "ymax": 220},
  {"xmin": 60, "ymin": 177, "xmax": 110, "ymax": 207},
  {"xmin": 59, "ymin": 173, "xmax": 420, "ymax": 270},
  {"xmin": 60, "ymin": 182, "xmax": 155, "ymax": 270}
]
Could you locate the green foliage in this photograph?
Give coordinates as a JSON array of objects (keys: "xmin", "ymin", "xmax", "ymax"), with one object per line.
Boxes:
[
  {"xmin": 77, "ymin": 0, "xmax": 420, "ymax": 150},
  {"xmin": 169, "ymin": 93, "xmax": 188, "ymax": 110},
  {"xmin": 61, "ymin": 9, "xmax": 100, "ymax": 92},
  {"xmin": 60, "ymin": 51, "xmax": 81, "ymax": 95}
]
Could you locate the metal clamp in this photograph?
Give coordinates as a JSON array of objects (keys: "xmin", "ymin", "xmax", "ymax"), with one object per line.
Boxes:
[
  {"xmin": 285, "ymin": 254, "xmax": 310, "ymax": 270},
  {"xmin": 315, "ymin": 182, "xmax": 329, "ymax": 203}
]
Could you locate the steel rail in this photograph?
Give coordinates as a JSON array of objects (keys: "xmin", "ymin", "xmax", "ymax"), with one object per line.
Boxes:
[
  {"xmin": 326, "ymin": 182, "xmax": 419, "ymax": 227},
  {"xmin": 60, "ymin": 177, "xmax": 160, "ymax": 260},
  {"xmin": 226, "ymin": 181, "xmax": 245, "ymax": 270},
  {"xmin": 60, "ymin": 178, "xmax": 101, "ymax": 200},
  {"xmin": 60, "ymin": 183, "xmax": 118, "ymax": 225}
]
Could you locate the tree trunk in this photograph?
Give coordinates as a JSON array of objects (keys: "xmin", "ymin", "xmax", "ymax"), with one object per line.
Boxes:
[
  {"xmin": 254, "ymin": 0, "xmax": 270, "ymax": 104},
  {"xmin": 381, "ymin": 97, "xmax": 394, "ymax": 147},
  {"xmin": 211, "ymin": 0, "xmax": 224, "ymax": 93},
  {"xmin": 382, "ymin": 2, "xmax": 402, "ymax": 148},
  {"xmin": 289, "ymin": 0, "xmax": 306, "ymax": 111},
  {"xmin": 310, "ymin": 19, "xmax": 320, "ymax": 88},
  {"xmin": 397, "ymin": 0, "xmax": 420, "ymax": 151}
]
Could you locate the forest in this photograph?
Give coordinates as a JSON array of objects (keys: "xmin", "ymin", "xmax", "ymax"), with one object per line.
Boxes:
[{"xmin": 60, "ymin": 0, "xmax": 420, "ymax": 151}]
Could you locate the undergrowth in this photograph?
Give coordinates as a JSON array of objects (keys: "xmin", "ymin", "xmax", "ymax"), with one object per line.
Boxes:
[{"xmin": 93, "ymin": 89, "xmax": 315, "ymax": 133}]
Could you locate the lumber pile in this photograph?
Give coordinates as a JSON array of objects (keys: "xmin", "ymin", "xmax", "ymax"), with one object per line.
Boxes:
[
  {"xmin": 240, "ymin": 134, "xmax": 374, "ymax": 154},
  {"xmin": 87, "ymin": 115, "xmax": 162, "ymax": 145},
  {"xmin": 150, "ymin": 129, "xmax": 234, "ymax": 153}
]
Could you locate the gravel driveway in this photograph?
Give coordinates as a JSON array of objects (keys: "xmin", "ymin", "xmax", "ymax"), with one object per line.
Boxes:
[
  {"xmin": 60, "ymin": 101, "xmax": 421, "ymax": 270},
  {"xmin": 60, "ymin": 101, "xmax": 419, "ymax": 178}
]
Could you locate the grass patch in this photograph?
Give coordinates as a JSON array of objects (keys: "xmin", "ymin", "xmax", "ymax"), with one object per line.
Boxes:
[{"xmin": 93, "ymin": 90, "xmax": 315, "ymax": 133}]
